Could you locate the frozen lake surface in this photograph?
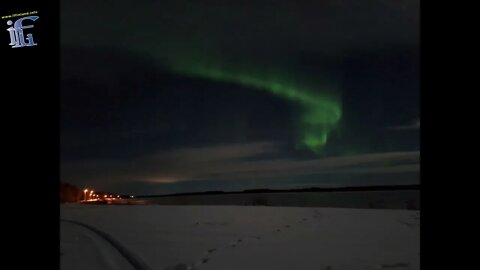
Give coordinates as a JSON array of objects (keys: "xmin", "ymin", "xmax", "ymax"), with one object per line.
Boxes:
[{"xmin": 61, "ymin": 204, "xmax": 420, "ymax": 270}]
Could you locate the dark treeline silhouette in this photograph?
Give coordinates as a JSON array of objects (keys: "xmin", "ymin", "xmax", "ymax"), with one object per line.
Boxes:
[
  {"xmin": 138, "ymin": 184, "xmax": 420, "ymax": 198},
  {"xmin": 60, "ymin": 182, "xmax": 82, "ymax": 203}
]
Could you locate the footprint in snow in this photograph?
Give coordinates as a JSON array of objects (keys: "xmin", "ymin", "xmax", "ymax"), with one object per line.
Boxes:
[
  {"xmin": 165, "ymin": 263, "xmax": 189, "ymax": 270},
  {"xmin": 380, "ymin": 262, "xmax": 410, "ymax": 269}
]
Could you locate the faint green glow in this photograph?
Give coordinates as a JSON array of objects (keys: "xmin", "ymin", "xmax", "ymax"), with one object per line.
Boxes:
[{"xmin": 161, "ymin": 59, "xmax": 342, "ymax": 152}]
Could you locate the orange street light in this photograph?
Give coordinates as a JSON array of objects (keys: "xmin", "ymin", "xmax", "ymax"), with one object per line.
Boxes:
[{"xmin": 83, "ymin": 189, "xmax": 88, "ymax": 201}]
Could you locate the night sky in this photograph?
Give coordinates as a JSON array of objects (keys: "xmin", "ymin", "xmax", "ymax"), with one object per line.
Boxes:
[{"xmin": 60, "ymin": 0, "xmax": 419, "ymax": 195}]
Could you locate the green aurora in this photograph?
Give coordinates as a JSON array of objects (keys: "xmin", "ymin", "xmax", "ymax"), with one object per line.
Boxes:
[
  {"xmin": 159, "ymin": 57, "xmax": 342, "ymax": 152},
  {"xmin": 59, "ymin": 2, "xmax": 344, "ymax": 153}
]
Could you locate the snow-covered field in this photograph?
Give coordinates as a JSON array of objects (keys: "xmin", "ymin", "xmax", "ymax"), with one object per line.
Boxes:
[{"xmin": 61, "ymin": 205, "xmax": 420, "ymax": 270}]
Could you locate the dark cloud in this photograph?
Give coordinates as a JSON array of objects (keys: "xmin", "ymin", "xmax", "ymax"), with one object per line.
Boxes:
[
  {"xmin": 61, "ymin": 0, "xmax": 419, "ymax": 57},
  {"xmin": 62, "ymin": 139, "xmax": 419, "ymax": 194},
  {"xmin": 389, "ymin": 119, "xmax": 420, "ymax": 130}
]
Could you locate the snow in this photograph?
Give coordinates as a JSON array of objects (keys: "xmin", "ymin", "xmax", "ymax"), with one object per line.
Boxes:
[
  {"xmin": 60, "ymin": 205, "xmax": 419, "ymax": 270},
  {"xmin": 61, "ymin": 220, "xmax": 136, "ymax": 270}
]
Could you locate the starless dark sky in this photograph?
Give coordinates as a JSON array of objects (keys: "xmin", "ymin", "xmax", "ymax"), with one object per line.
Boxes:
[{"xmin": 60, "ymin": 0, "xmax": 419, "ymax": 195}]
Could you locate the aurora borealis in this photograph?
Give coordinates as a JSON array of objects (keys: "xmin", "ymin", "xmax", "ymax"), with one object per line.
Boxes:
[
  {"xmin": 162, "ymin": 60, "xmax": 342, "ymax": 151},
  {"xmin": 60, "ymin": 0, "xmax": 419, "ymax": 194}
]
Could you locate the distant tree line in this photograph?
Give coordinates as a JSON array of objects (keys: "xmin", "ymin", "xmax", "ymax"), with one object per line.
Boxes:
[{"xmin": 60, "ymin": 182, "xmax": 82, "ymax": 203}]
